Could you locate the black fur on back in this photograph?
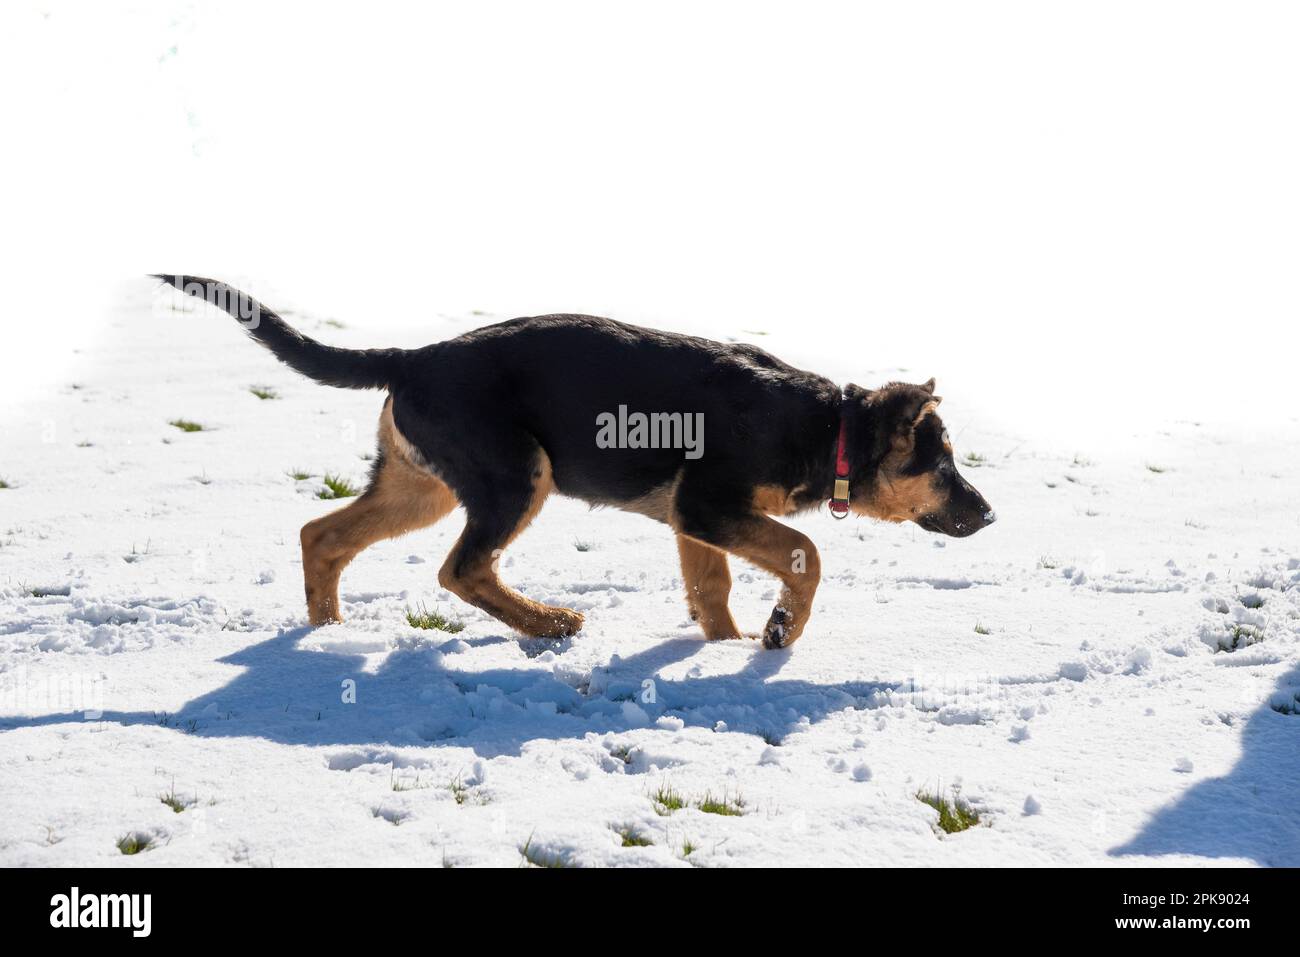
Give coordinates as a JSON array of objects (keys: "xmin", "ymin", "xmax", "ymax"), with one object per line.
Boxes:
[{"xmin": 388, "ymin": 313, "xmax": 846, "ymax": 512}]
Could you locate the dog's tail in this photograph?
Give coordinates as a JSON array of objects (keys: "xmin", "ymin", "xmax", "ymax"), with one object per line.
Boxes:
[{"xmin": 152, "ymin": 274, "xmax": 404, "ymax": 390}]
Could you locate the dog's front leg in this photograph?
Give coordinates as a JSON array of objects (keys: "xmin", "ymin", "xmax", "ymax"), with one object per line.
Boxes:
[
  {"xmin": 675, "ymin": 500, "xmax": 821, "ymax": 649},
  {"xmin": 675, "ymin": 534, "xmax": 742, "ymax": 640}
]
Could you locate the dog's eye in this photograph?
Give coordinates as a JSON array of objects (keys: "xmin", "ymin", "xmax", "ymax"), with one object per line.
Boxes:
[{"xmin": 940, "ymin": 429, "xmax": 952, "ymax": 453}]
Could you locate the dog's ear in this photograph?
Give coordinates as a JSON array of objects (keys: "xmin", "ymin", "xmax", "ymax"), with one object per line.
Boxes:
[
  {"xmin": 891, "ymin": 397, "xmax": 941, "ymax": 453},
  {"xmin": 919, "ymin": 378, "xmax": 942, "ymax": 404},
  {"xmin": 869, "ymin": 385, "xmax": 944, "ymax": 460},
  {"xmin": 844, "ymin": 382, "xmax": 873, "ymax": 402}
]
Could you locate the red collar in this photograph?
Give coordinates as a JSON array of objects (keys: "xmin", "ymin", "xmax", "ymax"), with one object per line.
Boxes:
[{"xmin": 828, "ymin": 397, "xmax": 851, "ymax": 519}]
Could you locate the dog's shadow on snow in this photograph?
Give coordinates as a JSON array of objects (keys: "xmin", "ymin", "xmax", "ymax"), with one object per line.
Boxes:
[
  {"xmin": 1, "ymin": 626, "xmax": 895, "ymax": 759},
  {"xmin": 1110, "ymin": 663, "xmax": 1300, "ymax": 866}
]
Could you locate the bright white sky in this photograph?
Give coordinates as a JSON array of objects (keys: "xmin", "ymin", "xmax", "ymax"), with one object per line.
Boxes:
[{"xmin": 3, "ymin": 1, "xmax": 1298, "ymax": 445}]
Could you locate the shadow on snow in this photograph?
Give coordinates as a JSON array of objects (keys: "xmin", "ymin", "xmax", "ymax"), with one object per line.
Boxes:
[
  {"xmin": 0, "ymin": 626, "xmax": 896, "ymax": 759},
  {"xmin": 1110, "ymin": 664, "xmax": 1300, "ymax": 866}
]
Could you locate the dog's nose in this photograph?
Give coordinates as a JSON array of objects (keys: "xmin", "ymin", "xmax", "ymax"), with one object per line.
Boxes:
[{"xmin": 982, "ymin": 509, "xmax": 997, "ymax": 526}]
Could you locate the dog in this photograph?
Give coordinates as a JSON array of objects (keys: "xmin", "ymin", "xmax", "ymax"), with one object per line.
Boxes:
[{"xmin": 155, "ymin": 275, "xmax": 995, "ymax": 648}]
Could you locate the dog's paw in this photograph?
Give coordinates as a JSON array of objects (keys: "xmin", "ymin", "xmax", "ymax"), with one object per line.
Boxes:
[
  {"xmin": 761, "ymin": 606, "xmax": 791, "ymax": 649},
  {"xmin": 544, "ymin": 608, "xmax": 585, "ymax": 638}
]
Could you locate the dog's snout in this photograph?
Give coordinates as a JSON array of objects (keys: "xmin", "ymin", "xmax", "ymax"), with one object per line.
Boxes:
[{"xmin": 954, "ymin": 484, "xmax": 995, "ymax": 536}]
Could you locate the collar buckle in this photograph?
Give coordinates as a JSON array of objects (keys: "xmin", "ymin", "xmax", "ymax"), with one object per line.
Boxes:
[{"xmin": 829, "ymin": 478, "xmax": 850, "ymax": 519}]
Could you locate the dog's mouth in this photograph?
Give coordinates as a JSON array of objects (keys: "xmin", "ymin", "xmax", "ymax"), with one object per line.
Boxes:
[{"xmin": 916, "ymin": 514, "xmax": 945, "ymax": 534}]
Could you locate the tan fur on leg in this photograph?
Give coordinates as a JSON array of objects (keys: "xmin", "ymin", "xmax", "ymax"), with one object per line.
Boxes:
[
  {"xmin": 301, "ymin": 402, "xmax": 458, "ymax": 625},
  {"xmin": 676, "ymin": 534, "xmax": 741, "ymax": 640},
  {"xmin": 724, "ymin": 516, "xmax": 821, "ymax": 648},
  {"xmin": 436, "ymin": 452, "xmax": 584, "ymax": 638}
]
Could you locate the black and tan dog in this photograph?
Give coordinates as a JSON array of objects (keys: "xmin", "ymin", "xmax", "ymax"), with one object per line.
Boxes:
[{"xmin": 156, "ymin": 276, "xmax": 995, "ymax": 648}]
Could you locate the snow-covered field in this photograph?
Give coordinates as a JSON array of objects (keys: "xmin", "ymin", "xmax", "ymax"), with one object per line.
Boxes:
[{"xmin": 1, "ymin": 280, "xmax": 1297, "ymax": 867}]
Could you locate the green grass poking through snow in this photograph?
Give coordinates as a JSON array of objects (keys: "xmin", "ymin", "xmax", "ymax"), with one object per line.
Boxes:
[
  {"xmin": 159, "ymin": 780, "xmax": 195, "ymax": 813},
  {"xmin": 405, "ymin": 604, "xmax": 464, "ymax": 633},
  {"xmin": 696, "ymin": 790, "xmax": 744, "ymax": 816},
  {"xmin": 918, "ymin": 789, "xmax": 981, "ymax": 834},
  {"xmin": 616, "ymin": 826, "xmax": 653, "ymax": 847},
  {"xmin": 116, "ymin": 833, "xmax": 154, "ymax": 855},
  {"xmin": 652, "ymin": 783, "xmax": 743, "ymax": 817},
  {"xmin": 519, "ymin": 834, "xmax": 573, "ymax": 868},
  {"xmin": 317, "ymin": 474, "xmax": 360, "ymax": 499},
  {"xmin": 651, "ymin": 784, "xmax": 686, "ymax": 815}
]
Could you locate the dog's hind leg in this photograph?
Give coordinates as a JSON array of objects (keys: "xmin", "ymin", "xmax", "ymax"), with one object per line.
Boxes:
[
  {"xmin": 300, "ymin": 404, "xmax": 459, "ymax": 625},
  {"xmin": 436, "ymin": 449, "xmax": 584, "ymax": 638},
  {"xmin": 676, "ymin": 535, "xmax": 741, "ymax": 640},
  {"xmin": 301, "ymin": 456, "xmax": 458, "ymax": 625}
]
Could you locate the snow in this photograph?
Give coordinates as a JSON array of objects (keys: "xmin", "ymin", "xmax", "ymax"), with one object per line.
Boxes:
[{"xmin": 2, "ymin": 281, "xmax": 1298, "ymax": 867}]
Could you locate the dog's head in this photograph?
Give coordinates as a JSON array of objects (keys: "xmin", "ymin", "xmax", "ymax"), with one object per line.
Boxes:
[{"xmin": 853, "ymin": 379, "xmax": 995, "ymax": 538}]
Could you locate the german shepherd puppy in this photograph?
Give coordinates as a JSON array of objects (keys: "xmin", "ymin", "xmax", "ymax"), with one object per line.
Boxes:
[{"xmin": 156, "ymin": 276, "xmax": 995, "ymax": 648}]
